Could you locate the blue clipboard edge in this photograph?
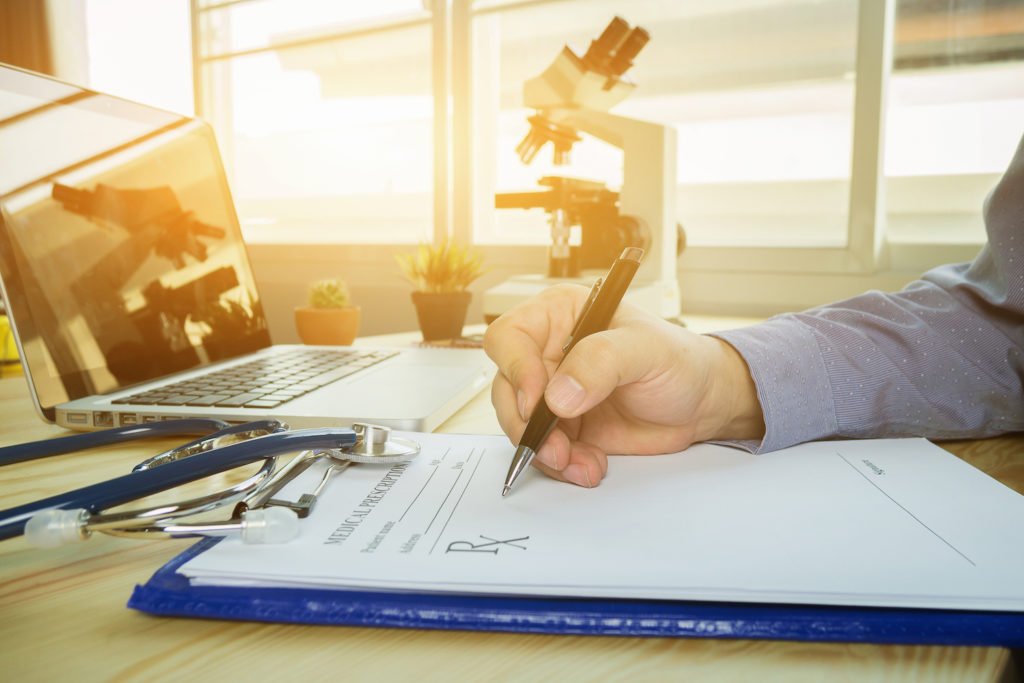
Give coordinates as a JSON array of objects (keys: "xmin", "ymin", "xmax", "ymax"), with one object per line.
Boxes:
[{"xmin": 128, "ymin": 539, "xmax": 1024, "ymax": 646}]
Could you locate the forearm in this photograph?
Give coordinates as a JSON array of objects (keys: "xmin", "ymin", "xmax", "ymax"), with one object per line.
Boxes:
[{"xmin": 713, "ymin": 277, "xmax": 1024, "ymax": 452}]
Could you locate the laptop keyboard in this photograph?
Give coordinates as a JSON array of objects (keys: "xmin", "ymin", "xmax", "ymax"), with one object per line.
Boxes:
[{"xmin": 112, "ymin": 348, "xmax": 399, "ymax": 410}]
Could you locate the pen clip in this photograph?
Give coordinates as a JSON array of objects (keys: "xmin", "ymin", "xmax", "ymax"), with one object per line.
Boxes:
[{"xmin": 562, "ymin": 277, "xmax": 602, "ymax": 355}]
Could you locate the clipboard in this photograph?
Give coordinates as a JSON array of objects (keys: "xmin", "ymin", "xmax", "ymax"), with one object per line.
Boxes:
[{"xmin": 129, "ymin": 539, "xmax": 1024, "ymax": 646}]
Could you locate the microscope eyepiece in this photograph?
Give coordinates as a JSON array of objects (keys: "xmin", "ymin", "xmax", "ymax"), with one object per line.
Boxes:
[
  {"xmin": 582, "ymin": 16, "xmax": 630, "ymax": 73},
  {"xmin": 607, "ymin": 26, "xmax": 650, "ymax": 76}
]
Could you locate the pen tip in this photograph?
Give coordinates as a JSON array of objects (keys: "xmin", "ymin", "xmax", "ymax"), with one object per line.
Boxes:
[{"xmin": 502, "ymin": 485, "xmax": 511, "ymax": 497}]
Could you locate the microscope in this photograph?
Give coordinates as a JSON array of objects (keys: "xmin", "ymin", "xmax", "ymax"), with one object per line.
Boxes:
[{"xmin": 483, "ymin": 17, "xmax": 681, "ymax": 322}]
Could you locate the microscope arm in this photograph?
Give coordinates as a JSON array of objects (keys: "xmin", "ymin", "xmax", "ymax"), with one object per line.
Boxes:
[
  {"xmin": 545, "ymin": 109, "xmax": 659, "ymax": 150},
  {"xmin": 544, "ymin": 108, "xmax": 680, "ymax": 299}
]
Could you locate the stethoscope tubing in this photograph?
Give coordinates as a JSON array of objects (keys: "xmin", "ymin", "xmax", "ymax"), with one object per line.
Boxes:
[
  {"xmin": 0, "ymin": 418, "xmax": 231, "ymax": 466},
  {"xmin": 0, "ymin": 427, "xmax": 356, "ymax": 541}
]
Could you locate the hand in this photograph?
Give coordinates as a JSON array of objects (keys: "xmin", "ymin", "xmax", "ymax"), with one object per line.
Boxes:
[{"xmin": 484, "ymin": 284, "xmax": 765, "ymax": 488}]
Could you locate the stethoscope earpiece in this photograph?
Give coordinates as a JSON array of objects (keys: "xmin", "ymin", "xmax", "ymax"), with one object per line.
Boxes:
[{"xmin": 24, "ymin": 508, "xmax": 90, "ymax": 548}]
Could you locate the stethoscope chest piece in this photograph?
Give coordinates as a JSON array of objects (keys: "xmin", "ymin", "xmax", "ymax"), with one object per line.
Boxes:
[{"xmin": 334, "ymin": 423, "xmax": 420, "ymax": 464}]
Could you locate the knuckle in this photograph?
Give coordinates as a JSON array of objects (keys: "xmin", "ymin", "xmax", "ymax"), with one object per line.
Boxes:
[
  {"xmin": 545, "ymin": 283, "xmax": 590, "ymax": 307},
  {"xmin": 482, "ymin": 315, "xmax": 510, "ymax": 349},
  {"xmin": 504, "ymin": 354, "xmax": 532, "ymax": 384},
  {"xmin": 576, "ymin": 334, "xmax": 618, "ymax": 371},
  {"xmin": 482, "ymin": 323, "xmax": 500, "ymax": 356},
  {"xmin": 491, "ymin": 382, "xmax": 523, "ymax": 439}
]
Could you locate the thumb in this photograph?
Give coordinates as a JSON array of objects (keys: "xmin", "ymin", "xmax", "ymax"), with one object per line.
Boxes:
[{"xmin": 544, "ymin": 328, "xmax": 649, "ymax": 418}]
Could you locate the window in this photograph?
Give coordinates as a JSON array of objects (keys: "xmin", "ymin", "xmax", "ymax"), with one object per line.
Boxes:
[
  {"xmin": 468, "ymin": 0, "xmax": 1023, "ymax": 262},
  {"xmin": 192, "ymin": 0, "xmax": 1024, "ymax": 313},
  {"xmin": 885, "ymin": 1, "xmax": 1024, "ymax": 248},
  {"xmin": 471, "ymin": 0, "xmax": 862, "ymax": 249},
  {"xmin": 60, "ymin": 0, "xmax": 193, "ymax": 115},
  {"xmin": 193, "ymin": 0, "xmax": 435, "ymax": 244}
]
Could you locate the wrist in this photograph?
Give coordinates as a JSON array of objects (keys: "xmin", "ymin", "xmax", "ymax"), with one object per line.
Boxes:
[{"xmin": 698, "ymin": 336, "xmax": 765, "ymax": 442}]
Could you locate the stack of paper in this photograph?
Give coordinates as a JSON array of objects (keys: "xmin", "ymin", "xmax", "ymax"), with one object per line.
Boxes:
[{"xmin": 182, "ymin": 432, "xmax": 1024, "ymax": 611}]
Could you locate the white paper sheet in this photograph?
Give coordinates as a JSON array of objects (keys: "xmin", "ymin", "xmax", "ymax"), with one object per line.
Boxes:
[{"xmin": 182, "ymin": 433, "xmax": 1024, "ymax": 611}]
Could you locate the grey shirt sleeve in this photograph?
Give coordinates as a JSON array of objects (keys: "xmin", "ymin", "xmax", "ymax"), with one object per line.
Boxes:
[{"xmin": 712, "ymin": 133, "xmax": 1024, "ymax": 453}]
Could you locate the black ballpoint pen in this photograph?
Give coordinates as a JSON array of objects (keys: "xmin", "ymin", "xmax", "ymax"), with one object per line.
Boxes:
[{"xmin": 502, "ymin": 247, "xmax": 644, "ymax": 496}]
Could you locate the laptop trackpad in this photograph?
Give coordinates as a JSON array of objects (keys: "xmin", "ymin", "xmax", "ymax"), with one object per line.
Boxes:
[{"xmin": 329, "ymin": 363, "xmax": 485, "ymax": 416}]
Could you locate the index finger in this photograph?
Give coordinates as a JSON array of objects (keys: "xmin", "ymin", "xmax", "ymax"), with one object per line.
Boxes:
[{"xmin": 483, "ymin": 285, "xmax": 588, "ymax": 414}]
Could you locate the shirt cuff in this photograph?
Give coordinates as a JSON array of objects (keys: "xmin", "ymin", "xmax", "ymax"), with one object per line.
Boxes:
[{"xmin": 710, "ymin": 317, "xmax": 838, "ymax": 453}]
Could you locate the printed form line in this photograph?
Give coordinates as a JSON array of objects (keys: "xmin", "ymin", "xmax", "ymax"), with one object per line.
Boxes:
[
  {"xmin": 429, "ymin": 448, "xmax": 487, "ymax": 554},
  {"xmin": 422, "ymin": 448, "xmax": 475, "ymax": 538},
  {"xmin": 836, "ymin": 452, "xmax": 976, "ymax": 567},
  {"xmin": 399, "ymin": 448, "xmax": 448, "ymax": 522}
]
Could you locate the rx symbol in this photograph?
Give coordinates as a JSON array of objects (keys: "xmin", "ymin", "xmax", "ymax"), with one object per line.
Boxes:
[{"xmin": 445, "ymin": 535, "xmax": 529, "ymax": 554}]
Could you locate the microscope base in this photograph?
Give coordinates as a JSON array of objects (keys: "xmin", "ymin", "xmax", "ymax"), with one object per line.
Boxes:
[{"xmin": 482, "ymin": 274, "xmax": 680, "ymax": 324}]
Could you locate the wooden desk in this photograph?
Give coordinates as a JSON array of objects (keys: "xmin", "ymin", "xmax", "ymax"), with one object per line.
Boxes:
[{"xmin": 1, "ymin": 339, "xmax": 1022, "ymax": 681}]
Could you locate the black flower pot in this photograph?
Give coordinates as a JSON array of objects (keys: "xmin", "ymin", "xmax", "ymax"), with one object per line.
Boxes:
[{"xmin": 411, "ymin": 290, "xmax": 471, "ymax": 341}]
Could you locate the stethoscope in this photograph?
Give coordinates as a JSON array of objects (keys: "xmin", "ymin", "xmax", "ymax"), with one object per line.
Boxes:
[{"xmin": 0, "ymin": 418, "xmax": 420, "ymax": 547}]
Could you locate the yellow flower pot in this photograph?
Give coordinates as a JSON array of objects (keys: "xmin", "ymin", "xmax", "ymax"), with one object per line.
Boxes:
[{"xmin": 294, "ymin": 306, "xmax": 361, "ymax": 346}]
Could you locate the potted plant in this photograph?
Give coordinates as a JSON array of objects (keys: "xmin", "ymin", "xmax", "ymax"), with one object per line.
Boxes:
[
  {"xmin": 396, "ymin": 240, "xmax": 484, "ymax": 341},
  {"xmin": 294, "ymin": 279, "xmax": 361, "ymax": 346}
]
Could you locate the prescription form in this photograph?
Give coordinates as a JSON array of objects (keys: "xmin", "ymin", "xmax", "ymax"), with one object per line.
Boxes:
[{"xmin": 182, "ymin": 432, "xmax": 1024, "ymax": 611}]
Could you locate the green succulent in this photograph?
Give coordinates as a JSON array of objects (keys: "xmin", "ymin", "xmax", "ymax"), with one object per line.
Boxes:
[
  {"xmin": 396, "ymin": 240, "xmax": 485, "ymax": 293},
  {"xmin": 307, "ymin": 279, "xmax": 352, "ymax": 308}
]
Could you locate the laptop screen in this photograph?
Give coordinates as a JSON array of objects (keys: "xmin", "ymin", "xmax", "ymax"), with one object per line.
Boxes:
[{"xmin": 0, "ymin": 65, "xmax": 271, "ymax": 418}]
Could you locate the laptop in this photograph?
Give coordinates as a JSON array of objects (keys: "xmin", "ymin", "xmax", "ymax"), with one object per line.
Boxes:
[{"xmin": 0, "ymin": 64, "xmax": 493, "ymax": 432}]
